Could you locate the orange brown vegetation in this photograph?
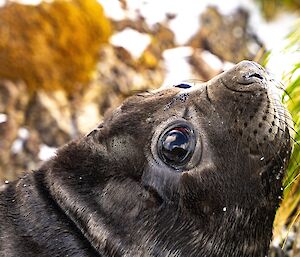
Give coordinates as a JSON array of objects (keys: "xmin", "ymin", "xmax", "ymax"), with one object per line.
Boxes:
[{"xmin": 0, "ymin": 0, "xmax": 111, "ymax": 95}]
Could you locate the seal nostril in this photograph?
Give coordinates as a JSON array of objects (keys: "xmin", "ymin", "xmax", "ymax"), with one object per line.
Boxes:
[
  {"xmin": 238, "ymin": 72, "xmax": 265, "ymax": 86},
  {"xmin": 249, "ymin": 73, "xmax": 264, "ymax": 80}
]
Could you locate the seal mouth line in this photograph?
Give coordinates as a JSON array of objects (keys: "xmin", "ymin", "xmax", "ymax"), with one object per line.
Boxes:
[{"xmin": 220, "ymin": 78, "xmax": 255, "ymax": 93}]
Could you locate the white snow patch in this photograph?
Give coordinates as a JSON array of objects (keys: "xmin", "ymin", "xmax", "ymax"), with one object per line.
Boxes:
[
  {"xmin": 125, "ymin": 0, "xmax": 175, "ymax": 26},
  {"xmin": 98, "ymin": 0, "xmax": 261, "ymax": 45},
  {"xmin": 254, "ymin": 13, "xmax": 300, "ymax": 81},
  {"xmin": 0, "ymin": 0, "xmax": 298, "ymax": 86},
  {"xmin": 100, "ymin": 0, "xmax": 299, "ymax": 82},
  {"xmin": 222, "ymin": 62, "xmax": 235, "ymax": 71},
  {"xmin": 18, "ymin": 128, "xmax": 29, "ymax": 139},
  {"xmin": 11, "ymin": 139, "xmax": 23, "ymax": 154},
  {"xmin": 162, "ymin": 47, "xmax": 194, "ymax": 87},
  {"xmin": 110, "ymin": 28, "xmax": 151, "ymax": 59},
  {"xmin": 97, "ymin": 0, "xmax": 126, "ymax": 21},
  {"xmin": 0, "ymin": 113, "xmax": 7, "ymax": 123},
  {"xmin": 39, "ymin": 144, "xmax": 56, "ymax": 161},
  {"xmin": 267, "ymin": 50, "xmax": 300, "ymax": 81},
  {"xmin": 78, "ymin": 103, "xmax": 101, "ymax": 134},
  {"xmin": 201, "ymin": 51, "xmax": 223, "ymax": 71},
  {"xmin": 11, "ymin": 128, "xmax": 29, "ymax": 154}
]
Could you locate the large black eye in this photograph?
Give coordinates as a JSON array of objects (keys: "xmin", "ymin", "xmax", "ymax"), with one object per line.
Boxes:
[{"xmin": 158, "ymin": 126, "xmax": 195, "ymax": 169}]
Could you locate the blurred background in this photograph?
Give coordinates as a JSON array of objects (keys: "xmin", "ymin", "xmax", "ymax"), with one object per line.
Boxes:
[{"xmin": 0, "ymin": 0, "xmax": 299, "ymax": 255}]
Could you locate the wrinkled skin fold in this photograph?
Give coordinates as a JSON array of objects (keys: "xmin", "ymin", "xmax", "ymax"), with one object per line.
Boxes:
[{"xmin": 0, "ymin": 61, "xmax": 293, "ymax": 257}]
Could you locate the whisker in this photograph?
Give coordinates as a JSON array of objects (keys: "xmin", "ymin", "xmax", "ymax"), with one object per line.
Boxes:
[
  {"xmin": 271, "ymin": 123, "xmax": 298, "ymax": 148},
  {"xmin": 269, "ymin": 110, "xmax": 296, "ymax": 128},
  {"xmin": 266, "ymin": 133, "xmax": 286, "ymax": 169},
  {"xmin": 283, "ymin": 146, "xmax": 300, "ymax": 187},
  {"xmin": 283, "ymin": 150, "xmax": 300, "ymax": 180},
  {"xmin": 260, "ymin": 126, "xmax": 300, "ymax": 190},
  {"xmin": 270, "ymin": 79, "xmax": 296, "ymax": 104},
  {"xmin": 272, "ymin": 98, "xmax": 295, "ymax": 114},
  {"xmin": 269, "ymin": 78, "xmax": 287, "ymax": 90},
  {"xmin": 252, "ymin": 108, "xmax": 298, "ymax": 140},
  {"xmin": 271, "ymin": 98, "xmax": 295, "ymax": 115},
  {"xmin": 241, "ymin": 107, "xmax": 300, "ymax": 188}
]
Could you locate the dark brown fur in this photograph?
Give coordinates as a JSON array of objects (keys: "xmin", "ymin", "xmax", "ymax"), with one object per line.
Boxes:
[{"xmin": 0, "ymin": 61, "xmax": 292, "ymax": 256}]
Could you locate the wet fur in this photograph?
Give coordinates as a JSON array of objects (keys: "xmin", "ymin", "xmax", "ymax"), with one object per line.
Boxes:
[{"xmin": 0, "ymin": 61, "xmax": 292, "ymax": 257}]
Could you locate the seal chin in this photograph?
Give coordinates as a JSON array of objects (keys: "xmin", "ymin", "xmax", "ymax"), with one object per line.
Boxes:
[
  {"xmin": 271, "ymin": 86, "xmax": 294, "ymax": 148},
  {"xmin": 264, "ymin": 80, "xmax": 293, "ymax": 155}
]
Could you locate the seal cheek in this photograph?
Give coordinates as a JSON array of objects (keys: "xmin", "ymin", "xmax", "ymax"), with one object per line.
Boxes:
[
  {"xmin": 179, "ymin": 165, "xmax": 220, "ymax": 216},
  {"xmin": 141, "ymin": 162, "xmax": 181, "ymax": 202}
]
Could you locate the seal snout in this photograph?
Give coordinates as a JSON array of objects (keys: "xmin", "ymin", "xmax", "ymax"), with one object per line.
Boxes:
[
  {"xmin": 210, "ymin": 61, "xmax": 293, "ymax": 162},
  {"xmin": 236, "ymin": 60, "xmax": 266, "ymax": 86},
  {"xmin": 219, "ymin": 60, "xmax": 267, "ymax": 92}
]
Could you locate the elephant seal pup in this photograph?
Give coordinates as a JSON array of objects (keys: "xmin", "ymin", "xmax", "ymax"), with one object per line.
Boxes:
[{"xmin": 0, "ymin": 61, "xmax": 293, "ymax": 257}]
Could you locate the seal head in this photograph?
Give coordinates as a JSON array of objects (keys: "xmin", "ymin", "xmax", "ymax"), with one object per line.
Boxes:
[{"xmin": 0, "ymin": 61, "xmax": 293, "ymax": 257}]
